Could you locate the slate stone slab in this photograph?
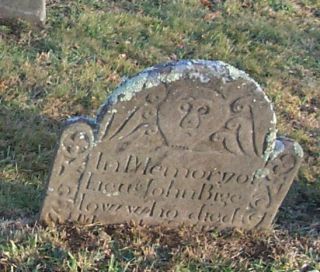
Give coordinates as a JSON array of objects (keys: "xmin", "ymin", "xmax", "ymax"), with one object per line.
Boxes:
[
  {"xmin": 40, "ymin": 60, "xmax": 303, "ymax": 230},
  {"xmin": 0, "ymin": 0, "xmax": 45, "ymax": 23}
]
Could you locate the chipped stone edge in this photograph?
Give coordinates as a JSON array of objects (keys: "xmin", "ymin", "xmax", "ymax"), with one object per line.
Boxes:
[
  {"xmin": 271, "ymin": 136, "xmax": 304, "ymax": 160},
  {"xmin": 269, "ymin": 138, "xmax": 285, "ymax": 161},
  {"xmin": 253, "ymin": 136, "xmax": 303, "ymax": 191}
]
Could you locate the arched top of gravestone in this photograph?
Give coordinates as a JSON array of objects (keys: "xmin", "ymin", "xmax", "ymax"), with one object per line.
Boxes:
[{"xmin": 94, "ymin": 60, "xmax": 277, "ymax": 162}]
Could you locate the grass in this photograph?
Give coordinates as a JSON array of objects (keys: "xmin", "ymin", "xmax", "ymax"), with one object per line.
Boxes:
[{"xmin": 0, "ymin": 0, "xmax": 319, "ymax": 270}]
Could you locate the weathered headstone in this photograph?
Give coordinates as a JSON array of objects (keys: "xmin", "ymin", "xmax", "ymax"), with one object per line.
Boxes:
[
  {"xmin": 40, "ymin": 60, "xmax": 303, "ymax": 230},
  {"xmin": 0, "ymin": 0, "xmax": 45, "ymax": 24}
]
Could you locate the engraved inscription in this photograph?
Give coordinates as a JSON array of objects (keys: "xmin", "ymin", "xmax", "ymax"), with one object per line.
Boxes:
[{"xmin": 40, "ymin": 60, "xmax": 302, "ymax": 230}]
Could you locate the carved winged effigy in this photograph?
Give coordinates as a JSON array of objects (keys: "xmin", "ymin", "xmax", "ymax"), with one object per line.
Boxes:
[{"xmin": 40, "ymin": 60, "xmax": 303, "ymax": 230}]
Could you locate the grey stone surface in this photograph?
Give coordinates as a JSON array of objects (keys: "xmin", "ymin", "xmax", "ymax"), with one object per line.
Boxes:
[
  {"xmin": 0, "ymin": 0, "xmax": 45, "ymax": 23},
  {"xmin": 40, "ymin": 60, "xmax": 303, "ymax": 230}
]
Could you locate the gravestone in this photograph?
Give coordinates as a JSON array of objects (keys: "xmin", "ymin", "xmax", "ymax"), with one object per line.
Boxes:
[
  {"xmin": 40, "ymin": 60, "xmax": 303, "ymax": 230},
  {"xmin": 0, "ymin": 0, "xmax": 45, "ymax": 24}
]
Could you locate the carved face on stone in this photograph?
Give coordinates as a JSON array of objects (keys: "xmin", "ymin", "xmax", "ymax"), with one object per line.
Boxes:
[{"xmin": 158, "ymin": 79, "xmax": 228, "ymax": 151}]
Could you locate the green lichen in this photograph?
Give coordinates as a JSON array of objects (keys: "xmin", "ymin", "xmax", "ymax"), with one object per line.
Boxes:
[
  {"xmin": 114, "ymin": 72, "xmax": 149, "ymax": 103},
  {"xmin": 263, "ymin": 128, "xmax": 278, "ymax": 162},
  {"xmin": 189, "ymin": 72, "xmax": 211, "ymax": 83},
  {"xmin": 106, "ymin": 60, "xmax": 274, "ymax": 108},
  {"xmin": 254, "ymin": 168, "xmax": 270, "ymax": 179},
  {"xmin": 269, "ymin": 139, "xmax": 285, "ymax": 160},
  {"xmin": 293, "ymin": 142, "xmax": 304, "ymax": 158},
  {"xmin": 223, "ymin": 62, "xmax": 249, "ymax": 81},
  {"xmin": 164, "ymin": 67, "xmax": 186, "ymax": 83}
]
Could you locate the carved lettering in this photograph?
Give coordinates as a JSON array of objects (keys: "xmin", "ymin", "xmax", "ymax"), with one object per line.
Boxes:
[{"xmin": 40, "ymin": 60, "xmax": 302, "ymax": 231}]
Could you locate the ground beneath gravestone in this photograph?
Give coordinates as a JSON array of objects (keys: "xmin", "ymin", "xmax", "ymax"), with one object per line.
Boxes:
[{"xmin": 0, "ymin": 0, "xmax": 319, "ymax": 271}]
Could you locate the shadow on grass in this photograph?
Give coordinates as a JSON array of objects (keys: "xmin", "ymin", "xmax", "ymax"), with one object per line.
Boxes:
[
  {"xmin": 0, "ymin": 180, "xmax": 42, "ymax": 219},
  {"xmin": 276, "ymin": 181, "xmax": 320, "ymax": 235},
  {"xmin": 0, "ymin": 103, "xmax": 60, "ymax": 220}
]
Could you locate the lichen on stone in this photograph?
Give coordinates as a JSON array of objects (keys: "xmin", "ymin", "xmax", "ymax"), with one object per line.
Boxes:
[
  {"xmin": 263, "ymin": 127, "xmax": 278, "ymax": 162},
  {"xmin": 113, "ymin": 72, "xmax": 149, "ymax": 103},
  {"xmin": 254, "ymin": 168, "xmax": 270, "ymax": 179},
  {"xmin": 293, "ymin": 142, "xmax": 304, "ymax": 158},
  {"xmin": 269, "ymin": 139, "xmax": 285, "ymax": 160},
  {"xmin": 104, "ymin": 60, "xmax": 273, "ymax": 106},
  {"xmin": 189, "ymin": 72, "xmax": 211, "ymax": 83}
]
